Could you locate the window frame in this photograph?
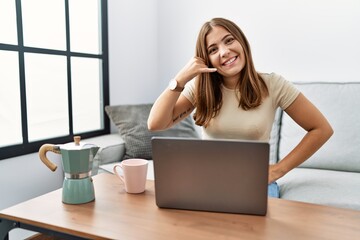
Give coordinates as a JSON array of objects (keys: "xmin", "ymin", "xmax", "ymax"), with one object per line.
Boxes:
[{"xmin": 0, "ymin": 0, "xmax": 109, "ymax": 160}]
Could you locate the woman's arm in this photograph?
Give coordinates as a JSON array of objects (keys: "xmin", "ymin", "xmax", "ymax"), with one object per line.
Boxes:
[
  {"xmin": 148, "ymin": 91, "xmax": 195, "ymax": 131},
  {"xmin": 269, "ymin": 93, "xmax": 334, "ymax": 183},
  {"xmin": 147, "ymin": 57, "xmax": 216, "ymax": 131}
]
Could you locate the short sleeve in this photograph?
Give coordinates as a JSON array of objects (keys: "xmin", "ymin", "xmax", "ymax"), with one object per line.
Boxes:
[
  {"xmin": 267, "ymin": 73, "xmax": 300, "ymax": 110},
  {"xmin": 181, "ymin": 79, "xmax": 196, "ymax": 105}
]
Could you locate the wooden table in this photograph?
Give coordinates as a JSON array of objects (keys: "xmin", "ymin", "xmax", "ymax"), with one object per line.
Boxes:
[{"xmin": 1, "ymin": 173, "xmax": 359, "ymax": 240}]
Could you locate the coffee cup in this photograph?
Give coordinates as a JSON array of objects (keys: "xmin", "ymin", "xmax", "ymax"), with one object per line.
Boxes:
[{"xmin": 113, "ymin": 159, "xmax": 148, "ymax": 194}]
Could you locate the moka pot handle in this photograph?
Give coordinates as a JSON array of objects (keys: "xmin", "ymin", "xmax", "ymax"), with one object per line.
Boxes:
[{"xmin": 39, "ymin": 144, "xmax": 60, "ymax": 171}]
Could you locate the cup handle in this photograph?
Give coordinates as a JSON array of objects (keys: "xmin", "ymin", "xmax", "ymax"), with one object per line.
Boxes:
[{"xmin": 113, "ymin": 165, "xmax": 125, "ymax": 183}]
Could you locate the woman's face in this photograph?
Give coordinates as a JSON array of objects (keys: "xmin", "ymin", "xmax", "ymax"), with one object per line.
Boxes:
[{"xmin": 206, "ymin": 26, "xmax": 246, "ymax": 86}]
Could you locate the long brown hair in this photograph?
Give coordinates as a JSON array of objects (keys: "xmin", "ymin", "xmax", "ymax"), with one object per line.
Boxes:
[{"xmin": 193, "ymin": 18, "xmax": 268, "ymax": 127}]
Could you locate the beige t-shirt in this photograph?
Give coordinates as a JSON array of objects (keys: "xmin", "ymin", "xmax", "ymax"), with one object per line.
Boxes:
[{"xmin": 182, "ymin": 72, "xmax": 300, "ymax": 141}]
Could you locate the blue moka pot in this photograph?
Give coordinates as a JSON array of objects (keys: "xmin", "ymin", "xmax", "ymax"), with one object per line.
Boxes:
[{"xmin": 39, "ymin": 136, "xmax": 99, "ymax": 204}]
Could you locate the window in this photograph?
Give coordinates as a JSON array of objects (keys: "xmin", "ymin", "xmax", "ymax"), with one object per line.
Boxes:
[{"xmin": 0, "ymin": 0, "xmax": 109, "ymax": 160}]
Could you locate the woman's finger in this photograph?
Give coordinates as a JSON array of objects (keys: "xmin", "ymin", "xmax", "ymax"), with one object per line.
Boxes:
[{"xmin": 199, "ymin": 67, "xmax": 217, "ymax": 72}]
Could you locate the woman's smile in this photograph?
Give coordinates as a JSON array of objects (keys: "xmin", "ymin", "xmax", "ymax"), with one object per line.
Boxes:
[{"xmin": 222, "ymin": 56, "xmax": 238, "ymax": 66}]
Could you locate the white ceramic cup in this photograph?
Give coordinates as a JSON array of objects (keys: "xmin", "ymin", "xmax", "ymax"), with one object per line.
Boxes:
[{"xmin": 113, "ymin": 159, "xmax": 148, "ymax": 194}]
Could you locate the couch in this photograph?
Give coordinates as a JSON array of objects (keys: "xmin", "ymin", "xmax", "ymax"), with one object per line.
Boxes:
[
  {"xmin": 273, "ymin": 82, "xmax": 360, "ymax": 210},
  {"xmin": 90, "ymin": 82, "xmax": 360, "ymax": 211}
]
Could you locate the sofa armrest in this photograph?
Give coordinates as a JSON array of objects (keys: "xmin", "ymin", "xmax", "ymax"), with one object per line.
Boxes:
[{"xmin": 85, "ymin": 134, "xmax": 125, "ymax": 175}]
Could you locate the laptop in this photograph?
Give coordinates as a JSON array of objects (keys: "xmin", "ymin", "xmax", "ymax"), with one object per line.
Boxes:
[{"xmin": 151, "ymin": 137, "xmax": 269, "ymax": 216}]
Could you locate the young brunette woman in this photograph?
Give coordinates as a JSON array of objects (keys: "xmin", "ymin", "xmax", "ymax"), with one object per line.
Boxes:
[{"xmin": 147, "ymin": 17, "xmax": 333, "ymax": 197}]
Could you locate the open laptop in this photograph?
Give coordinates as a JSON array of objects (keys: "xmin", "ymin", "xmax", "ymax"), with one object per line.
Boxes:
[{"xmin": 151, "ymin": 137, "xmax": 269, "ymax": 216}]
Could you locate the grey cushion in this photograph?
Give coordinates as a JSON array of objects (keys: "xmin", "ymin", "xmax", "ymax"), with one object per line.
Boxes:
[
  {"xmin": 278, "ymin": 168, "xmax": 360, "ymax": 210},
  {"xmin": 105, "ymin": 104, "xmax": 199, "ymax": 160},
  {"xmin": 279, "ymin": 82, "xmax": 360, "ymax": 172}
]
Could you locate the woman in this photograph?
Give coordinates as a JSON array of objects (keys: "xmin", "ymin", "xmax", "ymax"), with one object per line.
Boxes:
[{"xmin": 147, "ymin": 17, "xmax": 333, "ymax": 197}]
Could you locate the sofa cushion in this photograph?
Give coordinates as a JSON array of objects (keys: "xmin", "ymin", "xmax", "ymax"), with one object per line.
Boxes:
[
  {"xmin": 278, "ymin": 168, "xmax": 360, "ymax": 210},
  {"xmin": 279, "ymin": 82, "xmax": 360, "ymax": 172},
  {"xmin": 105, "ymin": 104, "xmax": 199, "ymax": 160}
]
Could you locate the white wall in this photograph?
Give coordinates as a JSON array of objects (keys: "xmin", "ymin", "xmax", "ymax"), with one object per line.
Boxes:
[
  {"xmin": 0, "ymin": 153, "xmax": 63, "ymax": 209},
  {"xmin": 155, "ymin": 0, "xmax": 360, "ymax": 95},
  {"xmin": 105, "ymin": 0, "xmax": 360, "ymax": 106},
  {"xmin": 108, "ymin": 0, "xmax": 159, "ymax": 105}
]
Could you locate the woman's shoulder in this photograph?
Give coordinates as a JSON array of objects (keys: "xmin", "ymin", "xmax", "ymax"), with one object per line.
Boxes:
[
  {"xmin": 259, "ymin": 72, "xmax": 300, "ymax": 108},
  {"xmin": 259, "ymin": 72, "xmax": 289, "ymax": 89},
  {"xmin": 259, "ymin": 72, "xmax": 282, "ymax": 82}
]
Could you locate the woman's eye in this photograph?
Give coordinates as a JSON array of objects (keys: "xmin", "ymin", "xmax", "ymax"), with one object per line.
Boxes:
[
  {"xmin": 225, "ymin": 37, "xmax": 235, "ymax": 44},
  {"xmin": 208, "ymin": 47, "xmax": 217, "ymax": 55}
]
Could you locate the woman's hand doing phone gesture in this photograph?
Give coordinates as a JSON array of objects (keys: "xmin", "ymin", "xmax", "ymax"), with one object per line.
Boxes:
[{"xmin": 174, "ymin": 57, "xmax": 217, "ymax": 86}]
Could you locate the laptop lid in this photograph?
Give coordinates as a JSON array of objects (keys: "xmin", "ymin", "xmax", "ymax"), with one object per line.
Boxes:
[{"xmin": 151, "ymin": 137, "xmax": 269, "ymax": 216}]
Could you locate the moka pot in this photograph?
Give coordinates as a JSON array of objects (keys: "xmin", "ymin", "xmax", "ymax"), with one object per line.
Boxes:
[{"xmin": 39, "ymin": 136, "xmax": 100, "ymax": 204}]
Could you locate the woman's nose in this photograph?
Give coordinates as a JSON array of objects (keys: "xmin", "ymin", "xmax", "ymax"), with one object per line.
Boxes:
[{"xmin": 219, "ymin": 45, "xmax": 230, "ymax": 57}]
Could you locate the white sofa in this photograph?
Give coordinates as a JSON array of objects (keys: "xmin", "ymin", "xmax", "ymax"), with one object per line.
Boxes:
[
  {"xmin": 274, "ymin": 82, "xmax": 360, "ymax": 210},
  {"xmin": 92, "ymin": 82, "xmax": 360, "ymax": 211}
]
